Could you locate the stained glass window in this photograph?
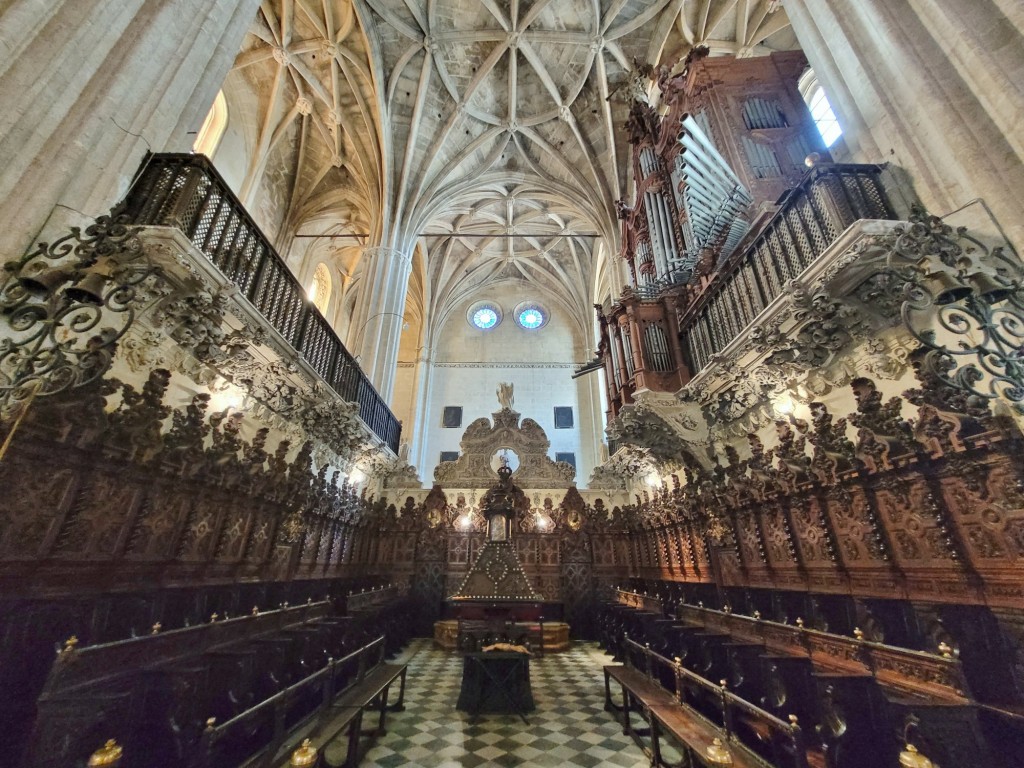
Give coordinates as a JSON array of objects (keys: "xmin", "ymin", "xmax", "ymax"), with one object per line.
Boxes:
[
  {"xmin": 472, "ymin": 307, "xmax": 498, "ymax": 329},
  {"xmin": 517, "ymin": 306, "xmax": 545, "ymax": 329}
]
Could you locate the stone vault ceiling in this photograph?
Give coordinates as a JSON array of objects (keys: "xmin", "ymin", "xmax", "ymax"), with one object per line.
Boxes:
[{"xmin": 230, "ymin": 0, "xmax": 798, "ymax": 334}]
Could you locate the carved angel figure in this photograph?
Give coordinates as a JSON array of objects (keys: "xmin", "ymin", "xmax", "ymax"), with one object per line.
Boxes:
[{"xmin": 497, "ymin": 381, "xmax": 515, "ymax": 410}]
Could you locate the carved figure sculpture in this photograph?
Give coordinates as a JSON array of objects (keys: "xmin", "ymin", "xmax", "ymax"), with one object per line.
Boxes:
[{"xmin": 497, "ymin": 381, "xmax": 515, "ymax": 411}]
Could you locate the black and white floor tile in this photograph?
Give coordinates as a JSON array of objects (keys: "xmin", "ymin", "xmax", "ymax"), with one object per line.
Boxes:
[{"xmin": 348, "ymin": 639, "xmax": 650, "ymax": 768}]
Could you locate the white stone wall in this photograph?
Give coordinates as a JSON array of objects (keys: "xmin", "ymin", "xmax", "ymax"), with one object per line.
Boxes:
[{"xmin": 415, "ymin": 287, "xmax": 597, "ymax": 486}]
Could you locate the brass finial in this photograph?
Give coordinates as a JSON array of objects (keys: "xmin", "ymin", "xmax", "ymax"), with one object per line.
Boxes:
[
  {"xmin": 796, "ymin": 617, "xmax": 804, "ymax": 628},
  {"xmin": 290, "ymin": 739, "xmax": 318, "ymax": 767},
  {"xmin": 705, "ymin": 737, "xmax": 734, "ymax": 766},
  {"xmin": 899, "ymin": 743, "xmax": 935, "ymax": 768},
  {"xmin": 788, "ymin": 714, "xmax": 799, "ymax": 728},
  {"xmin": 87, "ymin": 739, "xmax": 123, "ymax": 767},
  {"xmin": 307, "ymin": 597, "xmax": 313, "ymax": 604},
  {"xmin": 62, "ymin": 635, "xmax": 79, "ymax": 654},
  {"xmin": 209, "ymin": 613, "xmax": 218, "ymax": 623},
  {"xmin": 719, "ymin": 679, "xmax": 728, "ymax": 689},
  {"xmin": 854, "ymin": 627, "xmax": 864, "ymax": 640},
  {"xmin": 674, "ymin": 656, "xmax": 683, "ymax": 666},
  {"xmin": 205, "ymin": 717, "xmax": 217, "ymax": 730},
  {"xmin": 252, "ymin": 606, "xmax": 260, "ymax": 616},
  {"xmin": 150, "ymin": 622, "xmax": 162, "ymax": 635},
  {"xmin": 753, "ymin": 611, "xmax": 762, "ymax": 620},
  {"xmin": 937, "ymin": 641, "xmax": 953, "ymax": 659},
  {"xmin": 283, "ymin": 601, "xmax": 289, "ymax": 608},
  {"xmin": 723, "ymin": 604, "xmax": 731, "ymax": 614}
]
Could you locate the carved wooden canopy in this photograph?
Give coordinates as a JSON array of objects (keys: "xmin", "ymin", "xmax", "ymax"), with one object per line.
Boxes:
[{"xmin": 433, "ymin": 408, "xmax": 576, "ymax": 488}]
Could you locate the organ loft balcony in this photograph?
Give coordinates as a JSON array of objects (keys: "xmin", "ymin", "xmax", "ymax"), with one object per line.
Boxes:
[{"xmin": 590, "ymin": 161, "xmax": 916, "ymax": 448}]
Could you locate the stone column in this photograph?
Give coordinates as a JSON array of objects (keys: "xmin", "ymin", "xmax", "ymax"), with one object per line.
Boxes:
[
  {"xmin": 350, "ymin": 245, "xmax": 413, "ymax": 403},
  {"xmin": 409, "ymin": 345, "xmax": 435, "ymax": 475},
  {"xmin": 575, "ymin": 347, "xmax": 605, "ymax": 485},
  {"xmin": 784, "ymin": 0, "xmax": 1024, "ymax": 250},
  {"xmin": 0, "ymin": 0, "xmax": 261, "ymax": 257}
]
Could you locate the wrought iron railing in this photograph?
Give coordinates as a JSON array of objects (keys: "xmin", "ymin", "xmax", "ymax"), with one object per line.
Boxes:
[
  {"xmin": 120, "ymin": 153, "xmax": 401, "ymax": 453},
  {"xmin": 679, "ymin": 163, "xmax": 897, "ymax": 375}
]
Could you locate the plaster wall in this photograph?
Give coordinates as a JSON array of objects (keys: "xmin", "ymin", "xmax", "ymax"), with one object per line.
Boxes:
[{"xmin": 417, "ymin": 287, "xmax": 595, "ymax": 486}]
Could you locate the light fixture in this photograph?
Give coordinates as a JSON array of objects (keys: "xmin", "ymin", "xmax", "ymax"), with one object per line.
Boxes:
[
  {"xmin": 208, "ymin": 382, "xmax": 247, "ymax": 413},
  {"xmin": 773, "ymin": 394, "xmax": 795, "ymax": 416},
  {"xmin": 348, "ymin": 467, "xmax": 366, "ymax": 485},
  {"xmin": 644, "ymin": 472, "xmax": 661, "ymax": 487}
]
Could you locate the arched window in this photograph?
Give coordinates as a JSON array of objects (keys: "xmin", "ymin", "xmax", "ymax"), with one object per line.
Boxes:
[
  {"xmin": 309, "ymin": 262, "xmax": 331, "ymax": 315},
  {"xmin": 799, "ymin": 69, "xmax": 842, "ymax": 148},
  {"xmin": 193, "ymin": 90, "xmax": 228, "ymax": 157}
]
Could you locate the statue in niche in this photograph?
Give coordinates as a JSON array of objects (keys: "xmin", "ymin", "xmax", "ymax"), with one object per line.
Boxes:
[{"xmin": 497, "ymin": 381, "xmax": 515, "ymax": 411}]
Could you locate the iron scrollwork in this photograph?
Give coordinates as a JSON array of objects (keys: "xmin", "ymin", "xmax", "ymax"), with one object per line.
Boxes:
[
  {"xmin": 889, "ymin": 209, "xmax": 1024, "ymax": 406},
  {"xmin": 0, "ymin": 208, "xmax": 159, "ymax": 419}
]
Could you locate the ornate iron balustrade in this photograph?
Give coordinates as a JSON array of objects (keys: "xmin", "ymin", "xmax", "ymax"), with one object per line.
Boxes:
[
  {"xmin": 679, "ymin": 164, "xmax": 898, "ymax": 375},
  {"xmin": 120, "ymin": 153, "xmax": 400, "ymax": 453}
]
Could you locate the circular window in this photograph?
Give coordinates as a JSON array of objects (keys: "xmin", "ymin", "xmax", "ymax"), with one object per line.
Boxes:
[
  {"xmin": 467, "ymin": 301, "xmax": 502, "ymax": 330},
  {"xmin": 473, "ymin": 307, "xmax": 498, "ymax": 329},
  {"xmin": 514, "ymin": 302, "xmax": 548, "ymax": 330}
]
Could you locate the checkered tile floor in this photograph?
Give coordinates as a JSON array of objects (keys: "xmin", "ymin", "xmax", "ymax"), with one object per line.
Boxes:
[{"xmin": 346, "ymin": 639, "xmax": 651, "ymax": 768}]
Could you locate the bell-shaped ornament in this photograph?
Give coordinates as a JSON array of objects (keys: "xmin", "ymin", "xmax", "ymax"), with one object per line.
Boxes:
[
  {"xmin": 923, "ymin": 270, "xmax": 972, "ymax": 306},
  {"xmin": 64, "ymin": 271, "xmax": 109, "ymax": 305},
  {"xmin": 18, "ymin": 266, "xmax": 73, "ymax": 295},
  {"xmin": 968, "ymin": 270, "xmax": 1014, "ymax": 303}
]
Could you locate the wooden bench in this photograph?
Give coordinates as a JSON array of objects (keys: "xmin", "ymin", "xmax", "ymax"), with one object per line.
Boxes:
[
  {"xmin": 195, "ymin": 636, "xmax": 407, "ymax": 768},
  {"xmin": 606, "ymin": 637, "xmax": 810, "ymax": 768}
]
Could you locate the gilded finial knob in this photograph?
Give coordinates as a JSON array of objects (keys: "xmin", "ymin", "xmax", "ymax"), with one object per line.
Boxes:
[
  {"xmin": 753, "ymin": 611, "xmax": 761, "ymax": 620},
  {"xmin": 209, "ymin": 613, "xmax": 218, "ymax": 623},
  {"xmin": 307, "ymin": 597, "xmax": 313, "ymax": 604},
  {"xmin": 788, "ymin": 714, "xmax": 799, "ymax": 727},
  {"xmin": 705, "ymin": 737, "xmax": 734, "ymax": 766},
  {"xmin": 151, "ymin": 622, "xmax": 162, "ymax": 635},
  {"xmin": 205, "ymin": 717, "xmax": 217, "ymax": 730},
  {"xmin": 938, "ymin": 641, "xmax": 953, "ymax": 659},
  {"xmin": 674, "ymin": 656, "xmax": 682, "ymax": 666},
  {"xmin": 290, "ymin": 739, "xmax": 318, "ymax": 766},
  {"xmin": 854, "ymin": 627, "xmax": 864, "ymax": 640},
  {"xmin": 796, "ymin": 618, "xmax": 804, "ymax": 628},
  {"xmin": 252, "ymin": 606, "xmax": 260, "ymax": 616},
  {"xmin": 62, "ymin": 635, "xmax": 79, "ymax": 654},
  {"xmin": 283, "ymin": 601, "xmax": 289, "ymax": 608},
  {"xmin": 87, "ymin": 739, "xmax": 123, "ymax": 767},
  {"xmin": 899, "ymin": 743, "xmax": 935, "ymax": 768},
  {"xmin": 719, "ymin": 679, "xmax": 728, "ymax": 689}
]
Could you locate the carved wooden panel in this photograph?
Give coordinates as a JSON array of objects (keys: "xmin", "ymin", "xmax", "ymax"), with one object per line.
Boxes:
[
  {"xmin": 788, "ymin": 495, "xmax": 833, "ymax": 567},
  {"xmin": 52, "ymin": 476, "xmax": 138, "ymax": 559},
  {"xmin": 823, "ymin": 486, "xmax": 886, "ymax": 566},
  {"xmin": 941, "ymin": 460, "xmax": 1024, "ymax": 566},
  {"xmin": 735, "ymin": 511, "xmax": 765, "ymax": 567},
  {"xmin": 759, "ymin": 502, "xmax": 797, "ymax": 568},
  {"xmin": 873, "ymin": 474, "xmax": 955, "ymax": 568}
]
